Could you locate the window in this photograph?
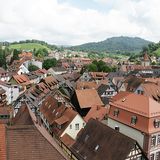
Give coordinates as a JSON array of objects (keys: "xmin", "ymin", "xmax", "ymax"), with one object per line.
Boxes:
[
  {"xmin": 70, "ymin": 124, "xmax": 72, "ymax": 129},
  {"xmin": 131, "ymin": 116, "xmax": 137, "ymax": 125},
  {"xmin": 150, "ymin": 154, "xmax": 154, "ymax": 160},
  {"xmin": 75, "ymin": 123, "xmax": 79, "ymax": 130},
  {"xmin": 157, "ymin": 135, "xmax": 160, "ymax": 145},
  {"xmin": 156, "ymin": 152, "xmax": 160, "ymax": 160},
  {"xmin": 151, "ymin": 135, "xmax": 156, "ymax": 147},
  {"xmin": 154, "ymin": 119, "xmax": 160, "ymax": 128},
  {"xmin": 113, "ymin": 109, "xmax": 119, "ymax": 117}
]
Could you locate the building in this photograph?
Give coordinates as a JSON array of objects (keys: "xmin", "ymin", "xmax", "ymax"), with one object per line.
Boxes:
[
  {"xmin": 40, "ymin": 95, "xmax": 85, "ymax": 140},
  {"xmin": 0, "ymin": 81, "xmax": 20, "ymax": 105},
  {"xmin": 108, "ymin": 92, "xmax": 160, "ymax": 159},
  {"xmin": 142, "ymin": 52, "xmax": 151, "ymax": 67},
  {"xmin": 0, "ymin": 67, "xmax": 10, "ymax": 82},
  {"xmin": 0, "ymin": 103, "xmax": 68, "ymax": 160},
  {"xmin": 72, "ymin": 89, "xmax": 104, "ymax": 117},
  {"xmin": 71, "ymin": 119, "xmax": 148, "ymax": 160}
]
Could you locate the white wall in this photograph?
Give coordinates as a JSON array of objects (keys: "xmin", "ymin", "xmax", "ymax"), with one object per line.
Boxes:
[
  {"xmin": 0, "ymin": 84, "xmax": 20, "ymax": 104},
  {"xmin": 31, "ymin": 60, "xmax": 42, "ymax": 69},
  {"xmin": 108, "ymin": 118, "xmax": 144, "ymax": 148},
  {"xmin": 61, "ymin": 114, "xmax": 85, "ymax": 140},
  {"xmin": 18, "ymin": 64, "xmax": 29, "ymax": 75}
]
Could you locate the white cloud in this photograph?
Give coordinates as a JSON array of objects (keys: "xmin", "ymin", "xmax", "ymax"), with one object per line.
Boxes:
[{"xmin": 0, "ymin": 0, "xmax": 159, "ymax": 45}]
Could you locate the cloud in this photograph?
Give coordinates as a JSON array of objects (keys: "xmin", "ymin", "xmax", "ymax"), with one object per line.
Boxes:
[{"xmin": 0, "ymin": 0, "xmax": 159, "ymax": 45}]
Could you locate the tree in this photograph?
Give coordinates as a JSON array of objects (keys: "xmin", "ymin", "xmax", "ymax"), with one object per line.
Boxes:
[
  {"xmin": 35, "ymin": 48, "xmax": 48, "ymax": 58},
  {"xmin": 43, "ymin": 58, "xmax": 57, "ymax": 70},
  {"xmin": 87, "ymin": 63, "xmax": 98, "ymax": 72},
  {"xmin": 28, "ymin": 64, "xmax": 39, "ymax": 71},
  {"xmin": 12, "ymin": 49, "xmax": 20, "ymax": 61}
]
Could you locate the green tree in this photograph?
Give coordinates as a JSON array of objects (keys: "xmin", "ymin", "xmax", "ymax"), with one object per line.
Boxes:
[
  {"xmin": 87, "ymin": 63, "xmax": 98, "ymax": 72},
  {"xmin": 43, "ymin": 58, "xmax": 57, "ymax": 69},
  {"xmin": 28, "ymin": 64, "xmax": 39, "ymax": 71},
  {"xmin": 12, "ymin": 49, "xmax": 20, "ymax": 60}
]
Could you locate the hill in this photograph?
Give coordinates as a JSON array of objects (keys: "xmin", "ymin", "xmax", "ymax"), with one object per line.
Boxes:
[
  {"xmin": 70, "ymin": 36, "xmax": 152, "ymax": 54},
  {"xmin": 9, "ymin": 43, "xmax": 51, "ymax": 51}
]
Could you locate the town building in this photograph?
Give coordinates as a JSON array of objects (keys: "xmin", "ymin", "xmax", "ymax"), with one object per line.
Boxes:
[{"xmin": 108, "ymin": 92, "xmax": 160, "ymax": 159}]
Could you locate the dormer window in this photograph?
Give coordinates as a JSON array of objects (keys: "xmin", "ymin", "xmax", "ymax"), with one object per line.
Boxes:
[
  {"xmin": 131, "ymin": 116, "xmax": 137, "ymax": 125},
  {"xmin": 113, "ymin": 109, "xmax": 119, "ymax": 117},
  {"xmin": 154, "ymin": 119, "xmax": 160, "ymax": 128}
]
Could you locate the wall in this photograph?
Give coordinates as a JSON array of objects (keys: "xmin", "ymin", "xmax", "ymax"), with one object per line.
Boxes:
[
  {"xmin": 61, "ymin": 114, "xmax": 85, "ymax": 140},
  {"xmin": 108, "ymin": 118, "xmax": 144, "ymax": 148}
]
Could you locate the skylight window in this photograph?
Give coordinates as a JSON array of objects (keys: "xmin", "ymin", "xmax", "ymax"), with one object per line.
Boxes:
[
  {"xmin": 94, "ymin": 145, "xmax": 99, "ymax": 151},
  {"xmin": 84, "ymin": 135, "xmax": 89, "ymax": 142},
  {"xmin": 48, "ymin": 104, "xmax": 51, "ymax": 109}
]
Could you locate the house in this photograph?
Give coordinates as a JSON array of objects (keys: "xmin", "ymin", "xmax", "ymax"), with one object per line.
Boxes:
[
  {"xmin": 97, "ymin": 83, "xmax": 117, "ymax": 105},
  {"xmin": 118, "ymin": 76, "xmax": 160, "ymax": 102},
  {"xmin": 33, "ymin": 69, "xmax": 48, "ymax": 80},
  {"xmin": 9, "ymin": 74, "xmax": 31, "ymax": 91},
  {"xmin": 71, "ymin": 119, "xmax": 148, "ymax": 160},
  {"xmin": 72, "ymin": 89, "xmax": 104, "ymax": 117},
  {"xmin": 0, "ymin": 67, "xmax": 10, "ymax": 82},
  {"xmin": 141, "ymin": 52, "xmax": 151, "ymax": 67},
  {"xmin": 0, "ymin": 87, "xmax": 7, "ymax": 107},
  {"xmin": 119, "ymin": 76, "xmax": 145, "ymax": 92},
  {"xmin": 0, "ymin": 81, "xmax": 20, "ymax": 105},
  {"xmin": 48, "ymin": 67, "xmax": 67, "ymax": 75},
  {"xmin": 0, "ymin": 88, "xmax": 12, "ymax": 124},
  {"xmin": 76, "ymin": 80, "xmax": 108, "ymax": 90},
  {"xmin": 39, "ymin": 95, "xmax": 86, "ymax": 140},
  {"xmin": 0, "ymin": 103, "xmax": 68, "ymax": 160},
  {"xmin": 108, "ymin": 92, "xmax": 160, "ymax": 159},
  {"xmin": 79, "ymin": 71, "xmax": 107, "ymax": 82},
  {"xmin": 8, "ymin": 60, "xmax": 29, "ymax": 75},
  {"xmin": 84, "ymin": 105, "xmax": 108, "ymax": 122}
]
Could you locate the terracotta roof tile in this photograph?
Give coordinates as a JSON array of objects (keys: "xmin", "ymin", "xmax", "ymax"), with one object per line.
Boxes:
[
  {"xmin": 84, "ymin": 106, "xmax": 108, "ymax": 122},
  {"xmin": 0, "ymin": 124, "xmax": 7, "ymax": 160},
  {"xmin": 110, "ymin": 92, "xmax": 160, "ymax": 118},
  {"xmin": 75, "ymin": 89, "xmax": 104, "ymax": 109},
  {"xmin": 60, "ymin": 133, "xmax": 75, "ymax": 148}
]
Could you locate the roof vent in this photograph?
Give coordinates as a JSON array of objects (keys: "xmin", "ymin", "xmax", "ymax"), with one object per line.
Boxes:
[{"xmin": 122, "ymin": 98, "xmax": 126, "ymax": 102}]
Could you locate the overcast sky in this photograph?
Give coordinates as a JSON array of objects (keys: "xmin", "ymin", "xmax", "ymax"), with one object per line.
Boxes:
[{"xmin": 0, "ymin": 0, "xmax": 160, "ymax": 45}]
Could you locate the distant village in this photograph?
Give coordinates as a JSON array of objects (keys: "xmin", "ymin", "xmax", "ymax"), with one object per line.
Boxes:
[{"xmin": 0, "ymin": 49, "xmax": 160, "ymax": 160}]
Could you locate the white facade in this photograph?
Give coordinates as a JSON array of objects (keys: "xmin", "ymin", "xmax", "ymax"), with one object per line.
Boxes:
[
  {"xmin": 0, "ymin": 84, "xmax": 20, "ymax": 104},
  {"xmin": 17, "ymin": 64, "xmax": 29, "ymax": 75},
  {"xmin": 108, "ymin": 118, "xmax": 144, "ymax": 148},
  {"xmin": 61, "ymin": 114, "xmax": 86, "ymax": 140}
]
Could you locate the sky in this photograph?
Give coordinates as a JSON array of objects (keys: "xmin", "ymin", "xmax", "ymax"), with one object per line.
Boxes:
[{"xmin": 0, "ymin": 0, "xmax": 160, "ymax": 45}]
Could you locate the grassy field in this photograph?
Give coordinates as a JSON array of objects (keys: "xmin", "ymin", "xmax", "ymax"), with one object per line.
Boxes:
[{"xmin": 9, "ymin": 43, "xmax": 51, "ymax": 51}]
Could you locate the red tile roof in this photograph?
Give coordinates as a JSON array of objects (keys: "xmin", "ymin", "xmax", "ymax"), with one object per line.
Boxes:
[
  {"xmin": 12, "ymin": 74, "xmax": 30, "ymax": 85},
  {"xmin": 84, "ymin": 106, "xmax": 108, "ymax": 122},
  {"xmin": 60, "ymin": 133, "xmax": 75, "ymax": 148},
  {"xmin": 75, "ymin": 89, "xmax": 104, "ymax": 109},
  {"xmin": 110, "ymin": 92, "xmax": 160, "ymax": 118},
  {"xmin": 109, "ymin": 92, "xmax": 160, "ymax": 134},
  {"xmin": 0, "ymin": 124, "xmax": 7, "ymax": 160},
  {"xmin": 2, "ymin": 103, "xmax": 68, "ymax": 160}
]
